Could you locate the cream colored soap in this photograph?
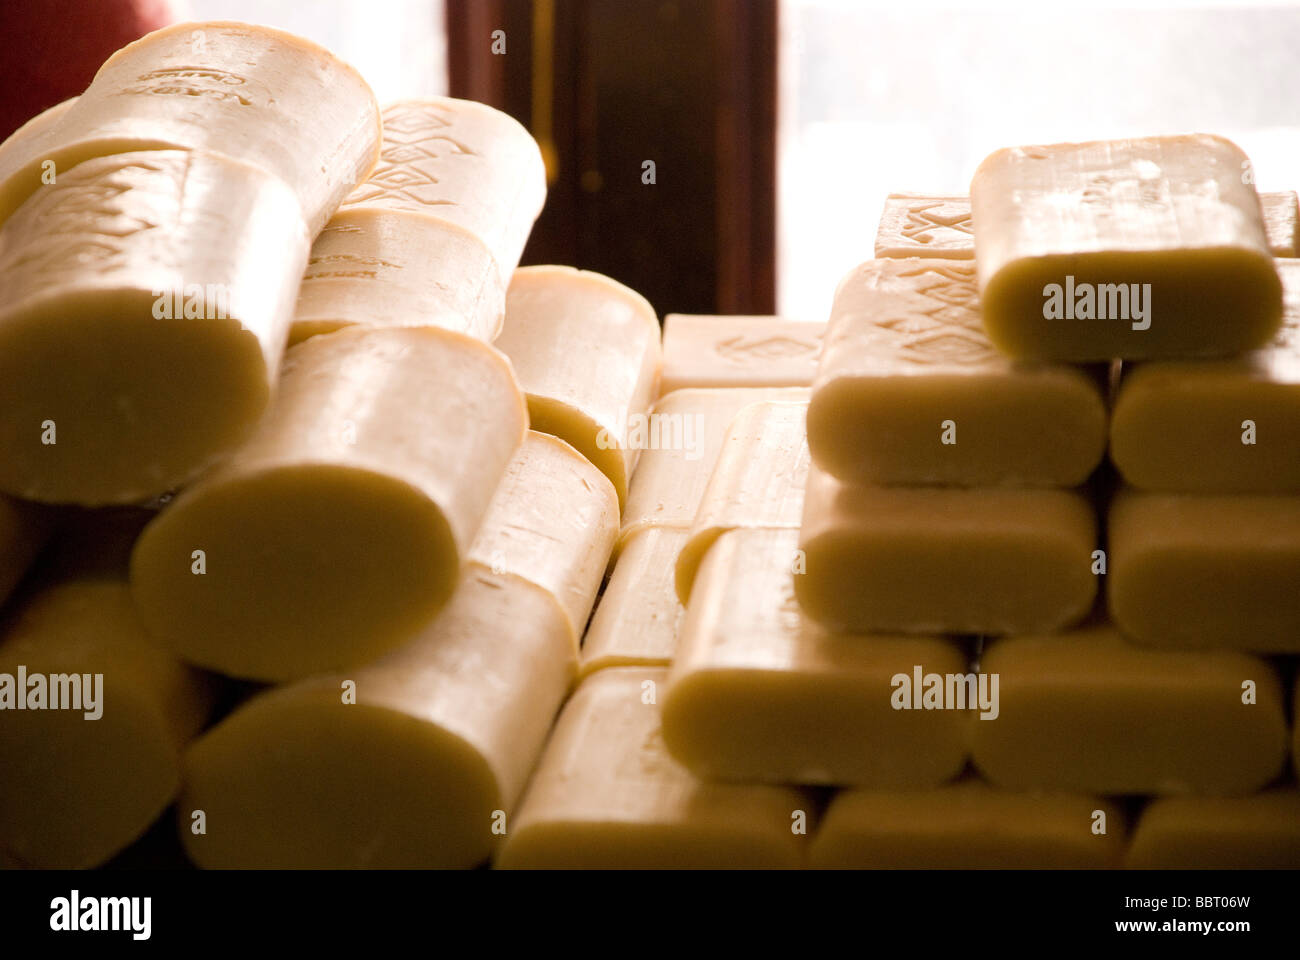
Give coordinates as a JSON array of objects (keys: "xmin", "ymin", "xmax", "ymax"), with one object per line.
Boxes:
[
  {"xmin": 1263, "ymin": 190, "xmax": 1299, "ymax": 257},
  {"xmin": 496, "ymin": 266, "xmax": 661, "ymax": 510},
  {"xmin": 810, "ymin": 782, "xmax": 1125, "ymax": 869},
  {"xmin": 972, "ymin": 135, "xmax": 1282, "ymax": 361},
  {"xmin": 496, "ymin": 667, "xmax": 812, "ymax": 869},
  {"xmin": 1127, "ymin": 790, "xmax": 1300, "ymax": 868},
  {"xmin": 339, "ymin": 98, "xmax": 546, "ymax": 286},
  {"xmin": 1110, "ymin": 260, "xmax": 1300, "ymax": 493},
  {"xmin": 797, "ymin": 464, "xmax": 1097, "ymax": 634},
  {"xmin": 664, "ymin": 528, "xmax": 969, "ymax": 787},
  {"xmin": 809, "ymin": 259, "xmax": 1107, "ymax": 486},
  {"xmin": 290, "ymin": 209, "xmax": 503, "ymax": 346},
  {"xmin": 0, "ymin": 579, "xmax": 220, "ymax": 868},
  {"xmin": 579, "ymin": 527, "xmax": 688, "ymax": 677},
  {"xmin": 181, "ymin": 568, "xmax": 573, "ymax": 869},
  {"xmin": 676, "ymin": 400, "xmax": 809, "ymax": 604},
  {"xmin": 0, "ymin": 149, "xmax": 309, "ymax": 505},
  {"xmin": 130, "ymin": 326, "xmax": 527, "ymax": 682},
  {"xmin": 971, "ymin": 626, "xmax": 1288, "ymax": 795},
  {"xmin": 0, "ymin": 21, "xmax": 381, "ymax": 233},
  {"xmin": 620, "ymin": 386, "xmax": 810, "ymax": 546},
  {"xmin": 0, "ymin": 98, "xmax": 77, "ymax": 180},
  {"xmin": 874, "ymin": 194, "xmax": 974, "ymax": 259},
  {"xmin": 467, "ymin": 431, "xmax": 619, "ymax": 649},
  {"xmin": 658, "ymin": 314, "xmax": 825, "ymax": 394},
  {"xmin": 1108, "ymin": 488, "xmax": 1300, "ymax": 652}
]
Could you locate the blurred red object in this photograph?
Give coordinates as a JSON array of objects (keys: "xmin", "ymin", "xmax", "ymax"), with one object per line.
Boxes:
[{"xmin": 0, "ymin": 0, "xmax": 177, "ymax": 142}]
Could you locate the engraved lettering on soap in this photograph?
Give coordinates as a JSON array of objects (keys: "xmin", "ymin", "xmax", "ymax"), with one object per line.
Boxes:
[
  {"xmin": 898, "ymin": 197, "xmax": 972, "ymax": 246},
  {"xmin": 940, "ymin": 420, "xmax": 956, "ymax": 445},
  {"xmin": 343, "ymin": 106, "xmax": 476, "ymax": 210},
  {"xmin": 1241, "ymin": 419, "xmax": 1256, "ymax": 444},
  {"xmin": 1091, "ymin": 549, "xmax": 1107, "ymax": 575},
  {"xmin": 890, "ymin": 665, "xmax": 999, "ymax": 720},
  {"xmin": 190, "ymin": 549, "xmax": 206, "ymax": 575},
  {"xmin": 40, "ymin": 159, "xmax": 56, "ymax": 185},
  {"xmin": 341, "ymin": 679, "xmax": 356, "ymax": 704},
  {"xmin": 190, "ymin": 809, "xmax": 206, "ymax": 835},
  {"xmin": 491, "ymin": 29, "xmax": 507, "ymax": 55},
  {"xmin": 152, "ymin": 284, "xmax": 231, "ymax": 320},
  {"xmin": 1091, "ymin": 809, "xmax": 1107, "ymax": 835},
  {"xmin": 1042, "ymin": 275, "xmax": 1151, "ymax": 331},
  {"xmin": 713, "ymin": 332, "xmax": 820, "ymax": 365},
  {"xmin": 40, "ymin": 420, "xmax": 56, "ymax": 445},
  {"xmin": 303, "ymin": 253, "xmax": 401, "ymax": 282},
  {"xmin": 49, "ymin": 891, "xmax": 152, "ymax": 941},
  {"xmin": 123, "ymin": 67, "xmax": 264, "ymax": 107},
  {"xmin": 1241, "ymin": 680, "xmax": 1256, "ymax": 704},
  {"xmin": 641, "ymin": 160, "xmax": 656, "ymax": 185},
  {"xmin": 790, "ymin": 809, "xmax": 807, "ymax": 835},
  {"xmin": 0, "ymin": 667, "xmax": 103, "ymax": 720}
]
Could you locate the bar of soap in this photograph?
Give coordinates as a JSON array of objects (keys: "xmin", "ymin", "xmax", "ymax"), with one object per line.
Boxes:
[
  {"xmin": 496, "ymin": 266, "xmax": 661, "ymax": 510},
  {"xmin": 1263, "ymin": 190, "xmax": 1299, "ymax": 257},
  {"xmin": 1127, "ymin": 790, "xmax": 1300, "ymax": 868},
  {"xmin": 467, "ymin": 431, "xmax": 619, "ymax": 649},
  {"xmin": 1108, "ymin": 488, "xmax": 1300, "ymax": 652},
  {"xmin": 620, "ymin": 386, "xmax": 810, "ymax": 546},
  {"xmin": 0, "ymin": 496, "xmax": 55, "ymax": 607},
  {"xmin": 970, "ymin": 625, "xmax": 1288, "ymax": 795},
  {"xmin": 580, "ymin": 527, "xmax": 689, "ymax": 677},
  {"xmin": 0, "ymin": 579, "xmax": 220, "ymax": 868},
  {"xmin": 290, "ymin": 209, "xmax": 503, "ymax": 346},
  {"xmin": 675, "ymin": 400, "xmax": 809, "ymax": 604},
  {"xmin": 130, "ymin": 326, "xmax": 527, "ymax": 682},
  {"xmin": 0, "ymin": 21, "xmax": 381, "ymax": 233},
  {"xmin": 664, "ymin": 527, "xmax": 969, "ymax": 787},
  {"xmin": 659, "ymin": 314, "xmax": 825, "ymax": 395},
  {"xmin": 808, "ymin": 258, "xmax": 1107, "ymax": 486},
  {"xmin": 797, "ymin": 464, "xmax": 1097, "ymax": 634},
  {"xmin": 874, "ymin": 194, "xmax": 974, "ymax": 259},
  {"xmin": 496, "ymin": 667, "xmax": 812, "ymax": 869},
  {"xmin": 972, "ymin": 134, "xmax": 1283, "ymax": 361},
  {"xmin": 181, "ymin": 568, "xmax": 574, "ymax": 869},
  {"xmin": 810, "ymin": 782, "xmax": 1126, "ymax": 869},
  {"xmin": 0, "ymin": 98, "xmax": 78, "ymax": 179},
  {"xmin": 1110, "ymin": 260, "xmax": 1300, "ymax": 493},
  {"xmin": 0, "ymin": 150, "xmax": 309, "ymax": 505},
  {"xmin": 338, "ymin": 97, "xmax": 546, "ymax": 286}
]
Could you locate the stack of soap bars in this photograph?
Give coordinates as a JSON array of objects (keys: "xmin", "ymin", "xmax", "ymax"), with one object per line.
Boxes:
[{"xmin": 0, "ymin": 23, "xmax": 1294, "ymax": 870}]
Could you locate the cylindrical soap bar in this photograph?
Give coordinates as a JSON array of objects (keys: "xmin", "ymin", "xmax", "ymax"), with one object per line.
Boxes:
[
  {"xmin": 0, "ymin": 149, "xmax": 310, "ymax": 505},
  {"xmin": 0, "ymin": 579, "xmax": 220, "ymax": 868},
  {"xmin": 130, "ymin": 326, "xmax": 527, "ymax": 682},
  {"xmin": 290, "ymin": 209, "xmax": 504, "ymax": 346},
  {"xmin": 496, "ymin": 266, "xmax": 662, "ymax": 510},
  {"xmin": 0, "ymin": 21, "xmax": 382, "ymax": 233},
  {"xmin": 338, "ymin": 97, "xmax": 546, "ymax": 286}
]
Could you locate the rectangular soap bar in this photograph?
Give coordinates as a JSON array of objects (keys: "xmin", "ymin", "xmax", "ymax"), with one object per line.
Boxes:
[
  {"xmin": 495, "ymin": 667, "xmax": 812, "ymax": 869},
  {"xmin": 1263, "ymin": 190, "xmax": 1299, "ymax": 257},
  {"xmin": 809, "ymin": 259, "xmax": 1108, "ymax": 486},
  {"xmin": 620, "ymin": 386, "xmax": 810, "ymax": 545},
  {"xmin": 659, "ymin": 314, "xmax": 825, "ymax": 395},
  {"xmin": 1110, "ymin": 259, "xmax": 1300, "ymax": 493},
  {"xmin": 810, "ymin": 782, "xmax": 1126, "ymax": 869},
  {"xmin": 291, "ymin": 209, "xmax": 504, "ymax": 346},
  {"xmin": 496, "ymin": 266, "xmax": 661, "ymax": 510},
  {"xmin": 0, "ymin": 21, "xmax": 381, "ymax": 234},
  {"xmin": 339, "ymin": 98, "xmax": 546, "ymax": 286},
  {"xmin": 664, "ymin": 527, "xmax": 969, "ymax": 787},
  {"xmin": 970, "ymin": 625, "xmax": 1288, "ymax": 795},
  {"xmin": 676, "ymin": 400, "xmax": 809, "ymax": 604},
  {"xmin": 0, "ymin": 149, "xmax": 310, "ymax": 505},
  {"xmin": 0, "ymin": 579, "xmax": 220, "ymax": 868},
  {"xmin": 130, "ymin": 326, "xmax": 528, "ymax": 681},
  {"xmin": 468, "ymin": 431, "xmax": 619, "ymax": 650},
  {"xmin": 181, "ymin": 568, "xmax": 575, "ymax": 869},
  {"xmin": 1107, "ymin": 488, "xmax": 1300, "ymax": 651},
  {"xmin": 874, "ymin": 194, "xmax": 974, "ymax": 259},
  {"xmin": 797, "ymin": 463, "xmax": 1097, "ymax": 634},
  {"xmin": 972, "ymin": 135, "xmax": 1283, "ymax": 360},
  {"xmin": 1126, "ymin": 790, "xmax": 1300, "ymax": 868},
  {"xmin": 579, "ymin": 527, "xmax": 688, "ymax": 677}
]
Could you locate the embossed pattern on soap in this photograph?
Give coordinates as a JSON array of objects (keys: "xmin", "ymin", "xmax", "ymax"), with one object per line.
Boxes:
[{"xmin": 341, "ymin": 104, "xmax": 474, "ymax": 210}]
